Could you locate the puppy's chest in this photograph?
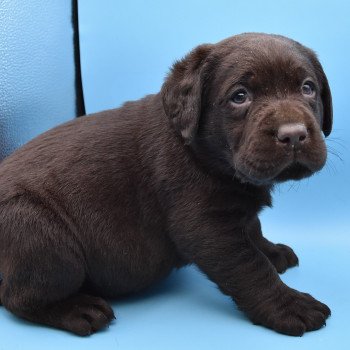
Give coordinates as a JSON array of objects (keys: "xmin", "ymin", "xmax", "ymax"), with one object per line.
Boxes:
[{"xmin": 206, "ymin": 186, "xmax": 271, "ymax": 221}]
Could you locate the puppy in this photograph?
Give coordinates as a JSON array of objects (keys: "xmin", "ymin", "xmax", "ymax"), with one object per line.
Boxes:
[{"xmin": 0, "ymin": 33, "xmax": 332, "ymax": 336}]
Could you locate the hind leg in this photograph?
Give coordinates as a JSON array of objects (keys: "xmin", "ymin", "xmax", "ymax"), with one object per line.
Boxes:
[
  {"xmin": 2, "ymin": 263, "xmax": 115, "ymax": 336},
  {"xmin": 0, "ymin": 195, "xmax": 115, "ymax": 335},
  {"xmin": 6, "ymin": 293, "xmax": 115, "ymax": 336}
]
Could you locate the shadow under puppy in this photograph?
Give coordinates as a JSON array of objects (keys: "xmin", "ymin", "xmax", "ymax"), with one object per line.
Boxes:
[{"xmin": 0, "ymin": 33, "xmax": 332, "ymax": 336}]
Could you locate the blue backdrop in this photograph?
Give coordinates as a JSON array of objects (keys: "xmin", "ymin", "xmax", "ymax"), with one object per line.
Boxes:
[
  {"xmin": 0, "ymin": 0, "xmax": 77, "ymax": 160},
  {"xmin": 1, "ymin": 0, "xmax": 350, "ymax": 349}
]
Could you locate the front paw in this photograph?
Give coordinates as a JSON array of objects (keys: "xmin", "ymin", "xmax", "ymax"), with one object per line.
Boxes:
[
  {"xmin": 264, "ymin": 243, "xmax": 299, "ymax": 273},
  {"xmin": 248, "ymin": 287, "xmax": 331, "ymax": 336}
]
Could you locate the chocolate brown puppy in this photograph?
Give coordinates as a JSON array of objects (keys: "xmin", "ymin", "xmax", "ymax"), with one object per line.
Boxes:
[{"xmin": 0, "ymin": 33, "xmax": 332, "ymax": 336}]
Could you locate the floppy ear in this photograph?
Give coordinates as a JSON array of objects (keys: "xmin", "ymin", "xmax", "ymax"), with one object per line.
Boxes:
[
  {"xmin": 318, "ymin": 67, "xmax": 333, "ymax": 137},
  {"xmin": 309, "ymin": 54, "xmax": 333, "ymax": 137},
  {"xmin": 161, "ymin": 44, "xmax": 213, "ymax": 144}
]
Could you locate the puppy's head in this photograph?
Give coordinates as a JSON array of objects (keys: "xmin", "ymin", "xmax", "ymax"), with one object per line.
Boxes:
[{"xmin": 162, "ymin": 33, "xmax": 332, "ymax": 185}]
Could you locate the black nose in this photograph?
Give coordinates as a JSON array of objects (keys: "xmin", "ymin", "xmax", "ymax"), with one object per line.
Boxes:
[{"xmin": 277, "ymin": 123, "xmax": 308, "ymax": 147}]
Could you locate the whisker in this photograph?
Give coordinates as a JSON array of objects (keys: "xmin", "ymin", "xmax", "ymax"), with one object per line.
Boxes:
[
  {"xmin": 326, "ymin": 140, "xmax": 347, "ymax": 151},
  {"xmin": 327, "ymin": 148, "xmax": 344, "ymax": 162},
  {"xmin": 324, "ymin": 158, "xmax": 338, "ymax": 175},
  {"xmin": 286, "ymin": 181, "xmax": 297, "ymax": 192}
]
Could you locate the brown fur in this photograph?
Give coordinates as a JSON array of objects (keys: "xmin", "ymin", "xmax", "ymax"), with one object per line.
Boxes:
[{"xmin": 0, "ymin": 33, "xmax": 332, "ymax": 336}]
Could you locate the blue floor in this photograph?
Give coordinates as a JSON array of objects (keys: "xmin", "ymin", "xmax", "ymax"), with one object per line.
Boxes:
[{"xmin": 1, "ymin": 224, "xmax": 349, "ymax": 349}]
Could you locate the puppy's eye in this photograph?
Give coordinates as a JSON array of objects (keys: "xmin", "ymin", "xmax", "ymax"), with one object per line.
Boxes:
[
  {"xmin": 231, "ymin": 89, "xmax": 249, "ymax": 104},
  {"xmin": 301, "ymin": 81, "xmax": 315, "ymax": 96}
]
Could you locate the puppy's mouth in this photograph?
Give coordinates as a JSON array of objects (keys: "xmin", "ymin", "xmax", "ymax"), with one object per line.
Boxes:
[
  {"xmin": 234, "ymin": 156, "xmax": 320, "ymax": 186},
  {"xmin": 230, "ymin": 126, "xmax": 327, "ymax": 186},
  {"xmin": 274, "ymin": 162, "xmax": 313, "ymax": 182}
]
